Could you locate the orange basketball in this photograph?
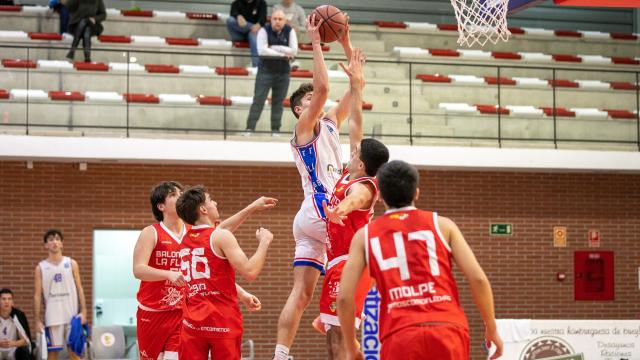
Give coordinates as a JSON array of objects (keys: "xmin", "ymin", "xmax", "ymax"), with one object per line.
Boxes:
[{"xmin": 311, "ymin": 5, "xmax": 348, "ymax": 43}]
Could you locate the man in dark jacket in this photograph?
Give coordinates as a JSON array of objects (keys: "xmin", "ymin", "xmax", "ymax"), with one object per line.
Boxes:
[
  {"xmin": 65, "ymin": 0, "xmax": 107, "ymax": 62},
  {"xmin": 0, "ymin": 289, "xmax": 32, "ymax": 360},
  {"xmin": 245, "ymin": 9, "xmax": 297, "ymax": 135},
  {"xmin": 226, "ymin": 0, "xmax": 267, "ymax": 67}
]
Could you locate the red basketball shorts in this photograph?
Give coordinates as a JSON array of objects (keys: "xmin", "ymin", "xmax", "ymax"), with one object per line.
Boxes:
[
  {"xmin": 319, "ymin": 259, "xmax": 371, "ymax": 329},
  {"xmin": 381, "ymin": 324, "xmax": 470, "ymax": 360},
  {"xmin": 136, "ymin": 307, "xmax": 182, "ymax": 360},
  {"xmin": 179, "ymin": 326, "xmax": 241, "ymax": 360}
]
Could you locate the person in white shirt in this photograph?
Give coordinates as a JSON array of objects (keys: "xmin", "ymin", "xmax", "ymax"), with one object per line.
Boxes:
[
  {"xmin": 33, "ymin": 229, "xmax": 87, "ymax": 360},
  {"xmin": 244, "ymin": 8, "xmax": 298, "ymax": 136},
  {"xmin": 0, "ymin": 289, "xmax": 30, "ymax": 360}
]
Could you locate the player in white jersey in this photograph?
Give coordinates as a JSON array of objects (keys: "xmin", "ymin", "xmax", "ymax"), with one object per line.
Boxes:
[
  {"xmin": 34, "ymin": 229, "xmax": 87, "ymax": 360},
  {"xmin": 273, "ymin": 13, "xmax": 360, "ymax": 360}
]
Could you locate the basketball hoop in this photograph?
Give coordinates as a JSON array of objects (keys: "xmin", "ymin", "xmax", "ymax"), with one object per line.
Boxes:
[{"xmin": 450, "ymin": 0, "xmax": 511, "ymax": 47}]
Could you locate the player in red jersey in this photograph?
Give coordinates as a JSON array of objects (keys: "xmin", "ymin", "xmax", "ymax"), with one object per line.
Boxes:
[
  {"xmin": 338, "ymin": 161, "xmax": 503, "ymax": 360},
  {"xmin": 133, "ymin": 181, "xmax": 270, "ymax": 360},
  {"xmin": 316, "ymin": 48, "xmax": 390, "ymax": 359},
  {"xmin": 175, "ymin": 185, "xmax": 275, "ymax": 360}
]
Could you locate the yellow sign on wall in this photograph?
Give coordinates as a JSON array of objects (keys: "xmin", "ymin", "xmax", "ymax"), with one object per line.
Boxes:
[{"xmin": 554, "ymin": 226, "xmax": 567, "ymax": 247}]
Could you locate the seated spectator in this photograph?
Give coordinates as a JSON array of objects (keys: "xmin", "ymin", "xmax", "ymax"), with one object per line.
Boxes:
[
  {"xmin": 65, "ymin": 0, "xmax": 106, "ymax": 63},
  {"xmin": 245, "ymin": 9, "xmax": 297, "ymax": 136},
  {"xmin": 0, "ymin": 289, "xmax": 32, "ymax": 360},
  {"xmin": 227, "ymin": 0, "xmax": 267, "ymax": 67},
  {"xmin": 48, "ymin": 0, "xmax": 69, "ymax": 34},
  {"xmin": 273, "ymin": 0, "xmax": 305, "ymax": 35}
]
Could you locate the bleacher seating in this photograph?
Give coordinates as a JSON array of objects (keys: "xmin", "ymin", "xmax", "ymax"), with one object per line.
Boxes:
[{"xmin": 0, "ymin": 4, "xmax": 637, "ymax": 149}]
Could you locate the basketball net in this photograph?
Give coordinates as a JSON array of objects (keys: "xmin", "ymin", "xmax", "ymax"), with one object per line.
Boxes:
[{"xmin": 450, "ymin": 0, "xmax": 511, "ymax": 47}]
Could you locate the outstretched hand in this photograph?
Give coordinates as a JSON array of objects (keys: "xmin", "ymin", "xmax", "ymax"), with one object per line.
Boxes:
[
  {"xmin": 306, "ymin": 13, "xmax": 322, "ymax": 44},
  {"xmin": 339, "ymin": 48, "xmax": 365, "ymax": 89},
  {"xmin": 323, "ymin": 201, "xmax": 346, "ymax": 226},
  {"xmin": 252, "ymin": 196, "xmax": 278, "ymax": 211}
]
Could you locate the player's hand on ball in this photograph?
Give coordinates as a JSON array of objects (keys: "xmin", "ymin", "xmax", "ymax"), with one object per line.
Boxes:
[
  {"xmin": 338, "ymin": 17, "xmax": 351, "ymax": 45},
  {"xmin": 253, "ymin": 196, "xmax": 278, "ymax": 211},
  {"xmin": 323, "ymin": 201, "xmax": 346, "ymax": 226},
  {"xmin": 167, "ymin": 271, "xmax": 185, "ymax": 287},
  {"xmin": 256, "ymin": 227, "xmax": 273, "ymax": 244},
  {"xmin": 306, "ymin": 13, "xmax": 321, "ymax": 44}
]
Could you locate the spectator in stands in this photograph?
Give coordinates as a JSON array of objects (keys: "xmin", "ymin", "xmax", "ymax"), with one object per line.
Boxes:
[
  {"xmin": 65, "ymin": 0, "xmax": 106, "ymax": 63},
  {"xmin": 273, "ymin": 0, "xmax": 305, "ymax": 35},
  {"xmin": 244, "ymin": 9, "xmax": 297, "ymax": 136},
  {"xmin": 227, "ymin": 0, "xmax": 267, "ymax": 67},
  {"xmin": 0, "ymin": 289, "xmax": 32, "ymax": 360},
  {"xmin": 48, "ymin": 0, "xmax": 69, "ymax": 34}
]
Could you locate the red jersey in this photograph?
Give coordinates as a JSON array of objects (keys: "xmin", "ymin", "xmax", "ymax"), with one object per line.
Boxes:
[
  {"xmin": 180, "ymin": 224, "xmax": 243, "ymax": 339},
  {"xmin": 365, "ymin": 207, "xmax": 468, "ymax": 341},
  {"xmin": 137, "ymin": 222, "xmax": 189, "ymax": 311},
  {"xmin": 327, "ymin": 170, "xmax": 377, "ymax": 264}
]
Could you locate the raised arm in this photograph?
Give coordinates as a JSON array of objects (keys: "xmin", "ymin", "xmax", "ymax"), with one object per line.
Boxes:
[
  {"xmin": 323, "ymin": 181, "xmax": 375, "ymax": 226},
  {"xmin": 215, "ymin": 228, "xmax": 273, "ymax": 281},
  {"xmin": 71, "ymin": 260, "xmax": 87, "ymax": 324},
  {"xmin": 337, "ymin": 227, "xmax": 367, "ymax": 360},
  {"xmin": 33, "ymin": 266, "xmax": 43, "ymax": 333},
  {"xmin": 217, "ymin": 196, "xmax": 277, "ymax": 233},
  {"xmin": 295, "ymin": 13, "xmax": 329, "ymax": 144},
  {"xmin": 442, "ymin": 216, "xmax": 503, "ymax": 360},
  {"xmin": 132, "ymin": 226, "xmax": 185, "ymax": 285},
  {"xmin": 325, "ymin": 24, "xmax": 357, "ymax": 128}
]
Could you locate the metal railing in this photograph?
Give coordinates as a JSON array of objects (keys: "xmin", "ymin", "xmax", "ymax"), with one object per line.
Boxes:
[{"xmin": 1, "ymin": 44, "xmax": 638, "ymax": 151}]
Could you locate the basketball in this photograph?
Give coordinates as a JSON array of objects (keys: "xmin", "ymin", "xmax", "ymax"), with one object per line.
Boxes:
[{"xmin": 311, "ymin": 5, "xmax": 348, "ymax": 43}]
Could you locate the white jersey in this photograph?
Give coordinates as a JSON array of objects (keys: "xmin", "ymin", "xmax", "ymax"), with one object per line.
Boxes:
[
  {"xmin": 39, "ymin": 257, "xmax": 78, "ymax": 327},
  {"xmin": 0, "ymin": 316, "xmax": 17, "ymax": 342},
  {"xmin": 291, "ymin": 118, "xmax": 343, "ymax": 220}
]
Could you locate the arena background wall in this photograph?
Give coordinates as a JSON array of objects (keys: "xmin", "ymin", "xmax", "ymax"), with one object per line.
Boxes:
[{"xmin": 0, "ymin": 160, "xmax": 638, "ymax": 359}]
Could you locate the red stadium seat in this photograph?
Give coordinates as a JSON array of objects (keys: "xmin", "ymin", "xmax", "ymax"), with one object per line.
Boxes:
[
  {"xmin": 28, "ymin": 32, "xmax": 62, "ymax": 41},
  {"xmin": 197, "ymin": 96, "xmax": 232, "ymax": 106},
  {"xmin": 540, "ymin": 107, "xmax": 576, "ymax": 117},
  {"xmin": 605, "ymin": 109, "xmax": 636, "ymax": 119},
  {"xmin": 49, "ymin": 91, "xmax": 85, "ymax": 101},
  {"xmin": 552, "ymin": 54, "xmax": 582, "ymax": 63},
  {"xmin": 74, "ymin": 62, "xmax": 109, "ymax": 71},
  {"xmin": 415, "ymin": 74, "xmax": 452, "ymax": 83},
  {"xmin": 186, "ymin": 12, "xmax": 218, "ymax": 20},
  {"xmin": 428, "ymin": 48, "xmax": 460, "ymax": 57},
  {"xmin": 484, "ymin": 77, "xmax": 517, "ymax": 86},
  {"xmin": 145, "ymin": 64, "xmax": 180, "ymax": 73},
  {"xmin": 215, "ymin": 67, "xmax": 249, "ymax": 76},
  {"xmin": 124, "ymin": 93, "xmax": 160, "ymax": 103},
  {"xmin": 165, "ymin": 37, "xmax": 198, "ymax": 46},
  {"xmin": 121, "ymin": 9, "xmax": 153, "ymax": 17},
  {"xmin": 2, "ymin": 59, "xmax": 36, "ymax": 68},
  {"xmin": 98, "ymin": 35, "xmax": 132, "ymax": 43},
  {"xmin": 492, "ymin": 52, "xmax": 522, "ymax": 60},
  {"xmin": 548, "ymin": 79, "xmax": 579, "ymax": 88},
  {"xmin": 476, "ymin": 104, "xmax": 509, "ymax": 115},
  {"xmin": 374, "ymin": 21, "xmax": 407, "ymax": 29}
]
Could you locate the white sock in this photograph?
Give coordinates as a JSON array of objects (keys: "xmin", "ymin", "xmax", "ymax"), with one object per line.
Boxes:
[{"xmin": 273, "ymin": 344, "xmax": 290, "ymax": 360}]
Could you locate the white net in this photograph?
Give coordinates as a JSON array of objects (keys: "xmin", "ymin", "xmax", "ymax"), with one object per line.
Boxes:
[{"xmin": 450, "ymin": 0, "xmax": 511, "ymax": 47}]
